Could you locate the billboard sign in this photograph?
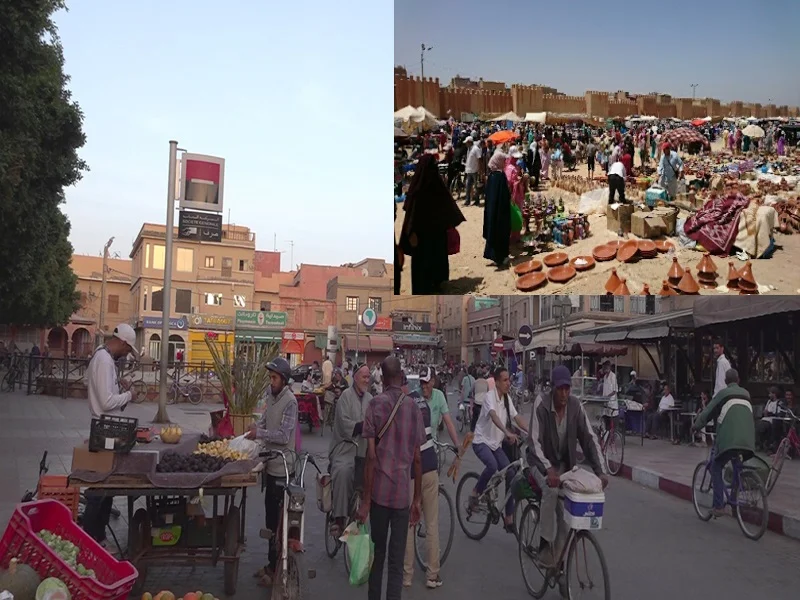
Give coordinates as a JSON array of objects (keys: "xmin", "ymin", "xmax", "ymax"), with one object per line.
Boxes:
[
  {"xmin": 141, "ymin": 316, "xmax": 188, "ymax": 331},
  {"xmin": 235, "ymin": 310, "xmax": 287, "ymax": 330},
  {"xmin": 178, "ymin": 210, "xmax": 223, "ymax": 242},
  {"xmin": 178, "ymin": 153, "xmax": 225, "ymax": 213}
]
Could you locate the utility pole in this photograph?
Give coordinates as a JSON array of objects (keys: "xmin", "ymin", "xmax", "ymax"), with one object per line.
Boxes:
[
  {"xmin": 156, "ymin": 140, "xmax": 180, "ymax": 424},
  {"xmin": 97, "ymin": 237, "xmax": 115, "ymax": 345},
  {"xmin": 690, "ymin": 83, "xmax": 699, "ymax": 100},
  {"xmin": 420, "ymin": 43, "xmax": 432, "ymax": 108},
  {"xmin": 284, "ymin": 240, "xmax": 295, "ymax": 271}
]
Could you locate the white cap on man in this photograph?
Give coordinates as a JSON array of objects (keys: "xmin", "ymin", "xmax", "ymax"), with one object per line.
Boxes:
[
  {"xmin": 419, "ymin": 366, "xmax": 435, "ymax": 383},
  {"xmin": 112, "ymin": 323, "xmax": 138, "ymax": 357},
  {"xmin": 630, "ymin": 370, "xmax": 637, "ymax": 378}
]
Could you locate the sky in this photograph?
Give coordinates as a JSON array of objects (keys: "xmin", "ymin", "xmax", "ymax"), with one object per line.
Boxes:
[
  {"xmin": 54, "ymin": 0, "xmax": 393, "ymax": 269},
  {"xmin": 395, "ymin": 0, "xmax": 800, "ymax": 108}
]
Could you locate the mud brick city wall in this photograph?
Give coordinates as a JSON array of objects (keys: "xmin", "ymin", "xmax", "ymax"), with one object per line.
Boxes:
[{"xmin": 394, "ymin": 74, "xmax": 800, "ymax": 119}]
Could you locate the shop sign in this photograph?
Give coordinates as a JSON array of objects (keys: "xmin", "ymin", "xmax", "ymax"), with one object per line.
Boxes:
[
  {"xmin": 392, "ymin": 320, "xmax": 432, "ymax": 333},
  {"xmin": 235, "ymin": 310, "xmax": 287, "ymax": 330},
  {"xmin": 283, "ymin": 330, "xmax": 305, "ymax": 341},
  {"xmin": 188, "ymin": 314, "xmax": 234, "ymax": 331},
  {"xmin": 142, "ymin": 316, "xmax": 188, "ymax": 331},
  {"xmin": 178, "ymin": 210, "xmax": 222, "ymax": 242},
  {"xmin": 375, "ymin": 316, "xmax": 392, "ymax": 331},
  {"xmin": 178, "ymin": 153, "xmax": 225, "ymax": 213}
]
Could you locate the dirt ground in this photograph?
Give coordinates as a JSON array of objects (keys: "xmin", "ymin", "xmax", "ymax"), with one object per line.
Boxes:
[{"xmin": 395, "ymin": 140, "xmax": 800, "ymax": 295}]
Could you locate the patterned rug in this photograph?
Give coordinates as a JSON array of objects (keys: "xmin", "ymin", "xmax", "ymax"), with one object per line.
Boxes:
[{"xmin": 683, "ymin": 193, "xmax": 751, "ymax": 254}]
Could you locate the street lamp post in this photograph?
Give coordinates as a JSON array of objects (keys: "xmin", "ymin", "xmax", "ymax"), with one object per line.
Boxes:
[
  {"xmin": 420, "ymin": 43, "xmax": 433, "ymax": 109},
  {"xmin": 690, "ymin": 83, "xmax": 699, "ymax": 100},
  {"xmin": 552, "ymin": 297, "xmax": 572, "ymax": 346}
]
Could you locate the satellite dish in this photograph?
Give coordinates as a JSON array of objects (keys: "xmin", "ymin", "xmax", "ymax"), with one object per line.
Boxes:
[{"xmin": 361, "ymin": 268, "xmax": 369, "ymax": 277}]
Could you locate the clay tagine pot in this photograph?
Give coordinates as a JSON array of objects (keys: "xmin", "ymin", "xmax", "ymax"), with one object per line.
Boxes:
[
  {"xmin": 738, "ymin": 261, "xmax": 757, "ymax": 287},
  {"xmin": 697, "ymin": 252, "xmax": 717, "ymax": 275},
  {"xmin": 726, "ymin": 261, "xmax": 740, "ymax": 289},
  {"xmin": 658, "ymin": 280, "xmax": 678, "ymax": 296},
  {"xmin": 613, "ymin": 278, "xmax": 631, "ymax": 296},
  {"xmin": 605, "ymin": 268, "xmax": 622, "ymax": 294},
  {"xmin": 641, "ymin": 284, "xmax": 651, "ymax": 295},
  {"xmin": 677, "ymin": 267, "xmax": 700, "ymax": 295},
  {"xmin": 667, "ymin": 257, "xmax": 685, "ymax": 282}
]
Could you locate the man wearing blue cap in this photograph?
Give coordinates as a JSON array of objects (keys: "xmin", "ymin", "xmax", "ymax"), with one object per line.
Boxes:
[{"xmin": 527, "ymin": 365, "xmax": 608, "ymax": 573}]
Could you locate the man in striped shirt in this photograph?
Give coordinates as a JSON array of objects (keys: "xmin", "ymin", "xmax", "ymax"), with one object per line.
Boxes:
[{"xmin": 359, "ymin": 356, "xmax": 425, "ymax": 600}]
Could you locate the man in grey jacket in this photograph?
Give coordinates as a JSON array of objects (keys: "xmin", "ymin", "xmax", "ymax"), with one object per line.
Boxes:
[{"xmin": 527, "ymin": 365, "xmax": 608, "ymax": 571}]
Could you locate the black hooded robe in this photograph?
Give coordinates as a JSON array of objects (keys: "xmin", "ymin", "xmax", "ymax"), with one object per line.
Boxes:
[{"xmin": 483, "ymin": 171, "xmax": 511, "ymax": 265}]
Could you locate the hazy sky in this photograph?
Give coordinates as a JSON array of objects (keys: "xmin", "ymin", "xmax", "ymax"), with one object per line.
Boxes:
[
  {"xmin": 395, "ymin": 0, "xmax": 800, "ymax": 107},
  {"xmin": 55, "ymin": 0, "xmax": 392, "ymax": 268}
]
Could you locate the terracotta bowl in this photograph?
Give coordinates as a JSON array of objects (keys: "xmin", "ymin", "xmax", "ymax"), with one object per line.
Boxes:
[
  {"xmin": 547, "ymin": 265, "xmax": 577, "ymax": 283},
  {"xmin": 570, "ymin": 256, "xmax": 596, "ymax": 271},
  {"xmin": 514, "ymin": 260, "xmax": 543, "ymax": 276},
  {"xmin": 637, "ymin": 240, "xmax": 657, "ymax": 254},
  {"xmin": 605, "ymin": 240, "xmax": 624, "ymax": 251},
  {"xmin": 543, "ymin": 252, "xmax": 569, "ymax": 268},
  {"xmin": 516, "ymin": 271, "xmax": 547, "ymax": 291},
  {"xmin": 592, "ymin": 245, "xmax": 617, "ymax": 262},
  {"xmin": 655, "ymin": 240, "xmax": 674, "ymax": 253},
  {"xmin": 616, "ymin": 240, "xmax": 639, "ymax": 263}
]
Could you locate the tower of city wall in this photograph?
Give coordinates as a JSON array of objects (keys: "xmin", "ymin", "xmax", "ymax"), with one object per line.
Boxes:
[
  {"xmin": 584, "ymin": 91, "xmax": 609, "ymax": 119},
  {"xmin": 393, "ymin": 74, "xmax": 441, "ymax": 117},
  {"xmin": 674, "ymin": 98, "xmax": 694, "ymax": 121}
]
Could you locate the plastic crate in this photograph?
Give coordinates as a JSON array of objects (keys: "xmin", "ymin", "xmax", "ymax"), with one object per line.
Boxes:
[
  {"xmin": 562, "ymin": 490, "xmax": 605, "ymax": 531},
  {"xmin": 37, "ymin": 475, "xmax": 80, "ymax": 520},
  {"xmin": 89, "ymin": 415, "xmax": 138, "ymax": 453},
  {"xmin": 0, "ymin": 499, "xmax": 138, "ymax": 600}
]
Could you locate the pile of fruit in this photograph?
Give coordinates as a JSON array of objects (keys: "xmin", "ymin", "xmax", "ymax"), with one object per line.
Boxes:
[
  {"xmin": 38, "ymin": 529, "xmax": 96, "ymax": 578},
  {"xmin": 194, "ymin": 439, "xmax": 248, "ymax": 461},
  {"xmin": 141, "ymin": 592, "xmax": 218, "ymax": 600},
  {"xmin": 160, "ymin": 426, "xmax": 183, "ymax": 444},
  {"xmin": 156, "ymin": 451, "xmax": 234, "ymax": 473},
  {"xmin": 198, "ymin": 434, "xmax": 228, "ymax": 444}
]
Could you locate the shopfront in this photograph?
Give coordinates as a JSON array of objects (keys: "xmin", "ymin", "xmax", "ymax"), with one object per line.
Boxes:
[
  {"xmin": 187, "ymin": 314, "xmax": 235, "ymax": 365},
  {"xmin": 342, "ymin": 331, "xmax": 394, "ymax": 365},
  {"xmin": 234, "ymin": 310, "xmax": 286, "ymax": 357},
  {"xmin": 139, "ymin": 316, "xmax": 188, "ymax": 365},
  {"xmin": 392, "ymin": 320, "xmax": 441, "ymax": 364},
  {"xmin": 282, "ymin": 330, "xmax": 306, "ymax": 367}
]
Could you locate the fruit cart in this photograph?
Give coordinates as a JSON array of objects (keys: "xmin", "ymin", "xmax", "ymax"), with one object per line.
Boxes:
[{"xmin": 68, "ymin": 435, "xmax": 260, "ymax": 597}]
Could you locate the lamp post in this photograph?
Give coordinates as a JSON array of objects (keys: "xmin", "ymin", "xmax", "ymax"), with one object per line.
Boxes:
[
  {"xmin": 690, "ymin": 83, "xmax": 699, "ymax": 100},
  {"xmin": 420, "ymin": 43, "xmax": 433, "ymax": 108},
  {"xmin": 552, "ymin": 297, "xmax": 572, "ymax": 346}
]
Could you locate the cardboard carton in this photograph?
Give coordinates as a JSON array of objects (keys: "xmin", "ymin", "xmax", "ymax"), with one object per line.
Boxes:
[
  {"xmin": 632, "ymin": 212, "xmax": 666, "ymax": 239},
  {"xmin": 71, "ymin": 442, "xmax": 115, "ymax": 473},
  {"xmin": 607, "ymin": 203, "xmax": 634, "ymax": 234}
]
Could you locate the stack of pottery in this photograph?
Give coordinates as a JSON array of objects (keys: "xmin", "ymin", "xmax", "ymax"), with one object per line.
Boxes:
[
  {"xmin": 696, "ymin": 253, "xmax": 718, "ymax": 289},
  {"xmin": 658, "ymin": 280, "xmax": 678, "ymax": 296},
  {"xmin": 677, "ymin": 267, "xmax": 700, "ymax": 295},
  {"xmin": 726, "ymin": 261, "xmax": 740, "ymax": 290},
  {"xmin": 605, "ymin": 269, "xmax": 621, "ymax": 294},
  {"xmin": 641, "ymin": 284, "xmax": 651, "ymax": 295},
  {"xmin": 613, "ymin": 278, "xmax": 631, "ymax": 296},
  {"xmin": 667, "ymin": 257, "xmax": 685, "ymax": 289},
  {"xmin": 737, "ymin": 261, "xmax": 758, "ymax": 294},
  {"xmin": 637, "ymin": 240, "xmax": 658, "ymax": 259}
]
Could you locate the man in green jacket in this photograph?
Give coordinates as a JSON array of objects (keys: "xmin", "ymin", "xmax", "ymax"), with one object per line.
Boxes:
[{"xmin": 692, "ymin": 368, "xmax": 755, "ymax": 517}]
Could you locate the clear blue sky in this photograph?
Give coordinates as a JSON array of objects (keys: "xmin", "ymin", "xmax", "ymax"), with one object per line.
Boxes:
[
  {"xmin": 55, "ymin": 0, "xmax": 392, "ymax": 268},
  {"xmin": 395, "ymin": 0, "xmax": 800, "ymax": 107}
]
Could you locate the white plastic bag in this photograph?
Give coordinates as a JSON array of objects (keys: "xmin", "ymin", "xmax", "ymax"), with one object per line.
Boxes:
[
  {"xmin": 228, "ymin": 434, "xmax": 260, "ymax": 459},
  {"xmin": 560, "ymin": 466, "xmax": 603, "ymax": 493},
  {"xmin": 577, "ymin": 187, "xmax": 609, "ymax": 216}
]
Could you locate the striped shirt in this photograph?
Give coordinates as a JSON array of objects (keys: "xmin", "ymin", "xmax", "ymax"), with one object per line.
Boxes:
[{"xmin": 363, "ymin": 386, "xmax": 426, "ymax": 509}]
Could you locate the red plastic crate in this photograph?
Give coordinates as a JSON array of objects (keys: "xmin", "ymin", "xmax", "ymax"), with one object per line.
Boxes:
[
  {"xmin": 0, "ymin": 500, "xmax": 138, "ymax": 600},
  {"xmin": 37, "ymin": 475, "xmax": 80, "ymax": 520}
]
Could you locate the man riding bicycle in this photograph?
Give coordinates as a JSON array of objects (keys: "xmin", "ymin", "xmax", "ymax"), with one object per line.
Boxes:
[
  {"xmin": 527, "ymin": 365, "xmax": 608, "ymax": 570},
  {"xmin": 692, "ymin": 368, "xmax": 755, "ymax": 518}
]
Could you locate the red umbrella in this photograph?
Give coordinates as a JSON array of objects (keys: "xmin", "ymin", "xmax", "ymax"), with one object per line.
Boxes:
[
  {"xmin": 487, "ymin": 130, "xmax": 520, "ymax": 145},
  {"xmin": 691, "ymin": 118, "xmax": 707, "ymax": 127},
  {"xmin": 663, "ymin": 127, "xmax": 709, "ymax": 147}
]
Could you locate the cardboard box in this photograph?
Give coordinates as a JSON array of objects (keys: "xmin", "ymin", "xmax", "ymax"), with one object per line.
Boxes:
[
  {"xmin": 651, "ymin": 206, "xmax": 678, "ymax": 235},
  {"xmin": 72, "ymin": 442, "xmax": 115, "ymax": 473},
  {"xmin": 632, "ymin": 212, "xmax": 666, "ymax": 239},
  {"xmin": 607, "ymin": 203, "xmax": 634, "ymax": 235}
]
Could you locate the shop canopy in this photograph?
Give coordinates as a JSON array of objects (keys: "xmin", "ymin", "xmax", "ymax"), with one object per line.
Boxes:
[
  {"xmin": 490, "ymin": 111, "xmax": 522, "ymax": 122},
  {"xmin": 343, "ymin": 333, "xmax": 394, "ymax": 353},
  {"xmin": 693, "ymin": 297, "xmax": 800, "ymax": 327},
  {"xmin": 548, "ymin": 343, "xmax": 628, "ymax": 357},
  {"xmin": 525, "ymin": 112, "xmax": 546, "ymax": 123},
  {"xmin": 568, "ymin": 308, "xmax": 695, "ymax": 343}
]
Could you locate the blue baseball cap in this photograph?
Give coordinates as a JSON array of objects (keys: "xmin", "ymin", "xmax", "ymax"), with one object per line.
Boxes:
[{"xmin": 552, "ymin": 365, "xmax": 572, "ymax": 389}]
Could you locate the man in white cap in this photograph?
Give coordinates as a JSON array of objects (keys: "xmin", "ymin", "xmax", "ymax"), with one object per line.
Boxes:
[
  {"xmin": 82, "ymin": 323, "xmax": 137, "ymax": 544},
  {"xmin": 463, "ymin": 136, "xmax": 482, "ymax": 206}
]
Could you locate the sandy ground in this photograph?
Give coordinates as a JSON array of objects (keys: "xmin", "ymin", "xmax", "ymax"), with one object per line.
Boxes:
[{"xmin": 395, "ymin": 141, "xmax": 800, "ymax": 295}]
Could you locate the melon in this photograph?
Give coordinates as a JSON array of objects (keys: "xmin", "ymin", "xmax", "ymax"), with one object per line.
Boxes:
[
  {"xmin": 0, "ymin": 558, "xmax": 42, "ymax": 600},
  {"xmin": 35, "ymin": 577, "xmax": 71, "ymax": 600}
]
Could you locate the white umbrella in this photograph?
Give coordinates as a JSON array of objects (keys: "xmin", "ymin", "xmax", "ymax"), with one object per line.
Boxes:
[
  {"xmin": 742, "ymin": 124, "xmax": 765, "ymax": 138},
  {"xmin": 490, "ymin": 111, "xmax": 523, "ymax": 122}
]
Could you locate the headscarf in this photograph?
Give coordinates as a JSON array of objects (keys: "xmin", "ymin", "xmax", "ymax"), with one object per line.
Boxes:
[
  {"xmin": 488, "ymin": 151, "xmax": 508, "ymax": 172},
  {"xmin": 401, "ymin": 154, "xmax": 465, "ymax": 240},
  {"xmin": 662, "ymin": 142, "xmax": 671, "ymax": 152}
]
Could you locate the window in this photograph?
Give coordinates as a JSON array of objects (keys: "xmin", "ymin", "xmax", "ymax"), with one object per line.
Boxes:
[
  {"xmin": 233, "ymin": 294, "xmax": 246, "ymax": 308},
  {"xmin": 345, "ymin": 296, "xmax": 359, "ymax": 312},
  {"xmin": 239, "ymin": 259, "xmax": 246, "ymax": 271},
  {"xmin": 631, "ymin": 296, "xmax": 660, "ymax": 315},
  {"xmin": 368, "ymin": 297, "xmax": 382, "ymax": 313},
  {"xmin": 286, "ymin": 308, "xmax": 296, "ymax": 324},
  {"xmin": 152, "ymin": 286, "xmax": 164, "ymax": 312},
  {"xmin": 260, "ymin": 301, "xmax": 271, "ymax": 311},
  {"xmin": 143, "ymin": 286, "xmax": 148, "ymax": 311},
  {"xmin": 205, "ymin": 293, "xmax": 222, "ymax": 306},
  {"xmin": 145, "ymin": 243, "xmax": 151, "ymax": 269},
  {"xmin": 175, "ymin": 289, "xmax": 191, "ymax": 313},
  {"xmin": 152, "ymin": 245, "xmax": 166, "ymax": 270},
  {"xmin": 315, "ymin": 310, "xmax": 325, "ymax": 326},
  {"xmin": 107, "ymin": 294, "xmax": 119, "ymax": 314},
  {"xmin": 176, "ymin": 248, "xmax": 193, "ymax": 272},
  {"xmin": 205, "ymin": 256, "xmax": 215, "ymax": 268},
  {"xmin": 221, "ymin": 257, "xmax": 232, "ymax": 277},
  {"xmin": 540, "ymin": 297, "xmax": 553, "ymax": 323},
  {"xmin": 590, "ymin": 296, "xmax": 624, "ymax": 313}
]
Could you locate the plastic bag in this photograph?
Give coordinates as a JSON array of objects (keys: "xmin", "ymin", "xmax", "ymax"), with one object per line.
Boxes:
[
  {"xmin": 510, "ymin": 202, "xmax": 523, "ymax": 232},
  {"xmin": 347, "ymin": 523, "xmax": 374, "ymax": 586},
  {"xmin": 560, "ymin": 466, "xmax": 603, "ymax": 493},
  {"xmin": 229, "ymin": 434, "xmax": 260, "ymax": 459},
  {"xmin": 577, "ymin": 187, "xmax": 609, "ymax": 216}
]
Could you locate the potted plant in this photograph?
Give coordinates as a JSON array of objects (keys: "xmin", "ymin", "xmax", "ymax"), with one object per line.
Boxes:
[{"xmin": 204, "ymin": 334, "xmax": 280, "ymax": 436}]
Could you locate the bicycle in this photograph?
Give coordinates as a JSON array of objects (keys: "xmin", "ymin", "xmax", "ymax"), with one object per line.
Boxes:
[
  {"xmin": 320, "ymin": 387, "xmax": 343, "ymax": 437},
  {"xmin": 322, "ymin": 440, "xmax": 363, "ymax": 573},
  {"xmin": 455, "ymin": 433, "xmax": 533, "ymax": 541},
  {"xmin": 413, "ymin": 441, "xmax": 456, "ymax": 571},
  {"xmin": 764, "ymin": 408, "xmax": 800, "ymax": 495},
  {"xmin": 518, "ymin": 485, "xmax": 611, "ymax": 599},
  {"xmin": 1, "ymin": 356, "xmax": 24, "ymax": 392},
  {"xmin": 167, "ymin": 377, "xmax": 203, "ymax": 405},
  {"xmin": 691, "ymin": 445, "xmax": 768, "ymax": 541},
  {"xmin": 456, "ymin": 399, "xmax": 471, "ymax": 433},
  {"xmin": 577, "ymin": 402, "xmax": 625, "ymax": 477}
]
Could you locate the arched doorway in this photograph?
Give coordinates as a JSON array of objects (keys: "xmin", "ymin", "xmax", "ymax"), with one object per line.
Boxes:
[
  {"xmin": 148, "ymin": 334, "xmax": 161, "ymax": 362},
  {"xmin": 303, "ymin": 340, "xmax": 322, "ymax": 366},
  {"xmin": 71, "ymin": 327, "xmax": 92, "ymax": 358},
  {"xmin": 47, "ymin": 328, "xmax": 68, "ymax": 357},
  {"xmin": 168, "ymin": 335, "xmax": 186, "ymax": 366}
]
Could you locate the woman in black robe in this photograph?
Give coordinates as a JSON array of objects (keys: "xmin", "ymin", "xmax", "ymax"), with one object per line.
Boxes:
[
  {"xmin": 399, "ymin": 154, "xmax": 466, "ymax": 294},
  {"xmin": 483, "ymin": 151, "xmax": 511, "ymax": 267}
]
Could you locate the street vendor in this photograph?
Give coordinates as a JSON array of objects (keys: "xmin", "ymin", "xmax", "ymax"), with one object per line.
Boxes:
[
  {"xmin": 657, "ymin": 143, "xmax": 684, "ymax": 199},
  {"xmin": 328, "ymin": 363, "xmax": 372, "ymax": 537},
  {"xmin": 246, "ymin": 357, "xmax": 298, "ymax": 587},
  {"xmin": 82, "ymin": 323, "xmax": 137, "ymax": 545}
]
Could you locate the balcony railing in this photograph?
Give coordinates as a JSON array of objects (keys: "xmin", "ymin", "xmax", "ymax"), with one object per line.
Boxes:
[{"xmin": 140, "ymin": 228, "xmax": 255, "ymax": 244}]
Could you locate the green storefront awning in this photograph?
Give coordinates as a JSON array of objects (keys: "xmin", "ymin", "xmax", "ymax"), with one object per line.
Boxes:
[{"xmin": 235, "ymin": 330, "xmax": 281, "ymax": 343}]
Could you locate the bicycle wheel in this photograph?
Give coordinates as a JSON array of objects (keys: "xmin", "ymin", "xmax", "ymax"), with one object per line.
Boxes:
[
  {"xmin": 187, "ymin": 384, "xmax": 203, "ymax": 405},
  {"xmin": 517, "ymin": 503, "xmax": 548, "ymax": 599},
  {"xmin": 344, "ymin": 494, "xmax": 361, "ymax": 576},
  {"xmin": 691, "ymin": 462, "xmax": 714, "ymax": 521},
  {"xmin": 167, "ymin": 383, "xmax": 177, "ymax": 405},
  {"xmin": 414, "ymin": 485, "xmax": 455, "ymax": 571},
  {"xmin": 1, "ymin": 371, "xmax": 14, "ymax": 392},
  {"xmin": 284, "ymin": 548, "xmax": 308, "ymax": 600},
  {"xmin": 605, "ymin": 430, "xmax": 624, "ymax": 476},
  {"xmin": 765, "ymin": 438, "xmax": 789, "ymax": 495},
  {"xmin": 735, "ymin": 470, "xmax": 769, "ymax": 541},
  {"xmin": 458, "ymin": 408, "xmax": 466, "ymax": 433},
  {"xmin": 131, "ymin": 381, "xmax": 148, "ymax": 403},
  {"xmin": 324, "ymin": 511, "xmax": 340, "ymax": 558},
  {"xmin": 565, "ymin": 530, "xmax": 611, "ymax": 600},
  {"xmin": 455, "ymin": 472, "xmax": 492, "ymax": 540}
]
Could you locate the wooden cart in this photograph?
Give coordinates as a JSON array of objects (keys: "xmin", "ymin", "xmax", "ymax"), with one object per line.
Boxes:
[{"xmin": 70, "ymin": 472, "xmax": 258, "ymax": 596}]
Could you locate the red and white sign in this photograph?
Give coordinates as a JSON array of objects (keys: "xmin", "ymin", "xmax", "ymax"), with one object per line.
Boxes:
[
  {"xmin": 283, "ymin": 331, "xmax": 305, "ymax": 341},
  {"xmin": 178, "ymin": 153, "xmax": 225, "ymax": 213},
  {"xmin": 375, "ymin": 316, "xmax": 392, "ymax": 331},
  {"xmin": 491, "ymin": 337, "xmax": 504, "ymax": 355}
]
